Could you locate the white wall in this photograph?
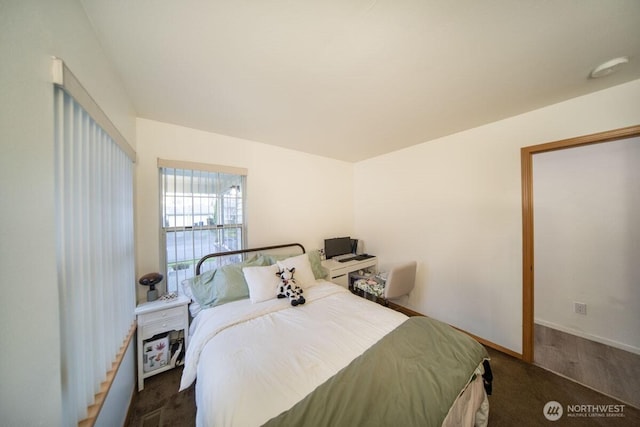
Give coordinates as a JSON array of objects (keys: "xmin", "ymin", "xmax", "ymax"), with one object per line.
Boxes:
[
  {"xmin": 534, "ymin": 137, "xmax": 640, "ymax": 354},
  {"xmin": 135, "ymin": 118, "xmax": 354, "ymax": 301},
  {"xmin": 354, "ymin": 79, "xmax": 640, "ymax": 354},
  {"xmin": 95, "ymin": 343, "xmax": 136, "ymax": 427},
  {"xmin": 0, "ymin": 1, "xmax": 136, "ymax": 425}
]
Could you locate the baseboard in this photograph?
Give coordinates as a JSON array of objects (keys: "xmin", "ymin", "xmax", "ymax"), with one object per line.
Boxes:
[
  {"xmin": 451, "ymin": 325, "xmax": 522, "ymax": 359},
  {"xmin": 535, "ymin": 319, "xmax": 640, "ymax": 356},
  {"xmin": 388, "ymin": 302, "xmax": 523, "ymax": 359},
  {"xmin": 387, "ymin": 301, "xmax": 424, "ymax": 317}
]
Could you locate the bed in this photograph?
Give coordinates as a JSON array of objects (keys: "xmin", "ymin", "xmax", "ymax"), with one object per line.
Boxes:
[{"xmin": 179, "ymin": 243, "xmax": 490, "ymax": 427}]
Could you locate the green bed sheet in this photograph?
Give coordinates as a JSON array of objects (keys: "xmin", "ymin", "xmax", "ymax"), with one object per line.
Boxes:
[{"xmin": 263, "ymin": 316, "xmax": 488, "ymax": 427}]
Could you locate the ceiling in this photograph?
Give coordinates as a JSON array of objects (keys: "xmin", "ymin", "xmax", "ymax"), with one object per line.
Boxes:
[{"xmin": 81, "ymin": 0, "xmax": 640, "ymax": 162}]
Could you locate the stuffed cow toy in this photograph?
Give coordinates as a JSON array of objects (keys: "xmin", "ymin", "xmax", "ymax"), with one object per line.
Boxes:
[{"xmin": 276, "ymin": 267, "xmax": 306, "ymax": 306}]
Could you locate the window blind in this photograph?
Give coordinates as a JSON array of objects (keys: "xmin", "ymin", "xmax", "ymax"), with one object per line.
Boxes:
[{"xmin": 53, "ymin": 60, "xmax": 136, "ymax": 426}]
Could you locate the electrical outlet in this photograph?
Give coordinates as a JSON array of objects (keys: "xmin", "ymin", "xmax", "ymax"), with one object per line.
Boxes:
[{"xmin": 574, "ymin": 302, "xmax": 587, "ymax": 315}]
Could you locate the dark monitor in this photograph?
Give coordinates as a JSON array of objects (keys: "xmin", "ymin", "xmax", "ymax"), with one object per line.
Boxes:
[{"xmin": 324, "ymin": 237, "xmax": 352, "ymax": 259}]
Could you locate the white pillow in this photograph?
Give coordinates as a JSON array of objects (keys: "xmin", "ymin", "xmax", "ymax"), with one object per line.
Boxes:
[
  {"xmin": 277, "ymin": 254, "xmax": 317, "ymax": 289},
  {"xmin": 243, "ymin": 264, "xmax": 281, "ymax": 303}
]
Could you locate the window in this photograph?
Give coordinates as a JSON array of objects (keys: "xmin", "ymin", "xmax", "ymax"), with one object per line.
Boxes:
[{"xmin": 159, "ymin": 160, "xmax": 247, "ymax": 292}]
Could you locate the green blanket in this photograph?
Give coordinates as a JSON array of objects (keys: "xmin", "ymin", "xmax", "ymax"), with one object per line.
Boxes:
[{"xmin": 263, "ymin": 316, "xmax": 488, "ymax": 427}]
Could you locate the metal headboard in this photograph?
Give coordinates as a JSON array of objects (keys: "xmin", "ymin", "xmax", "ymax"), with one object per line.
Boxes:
[{"xmin": 195, "ymin": 243, "xmax": 306, "ymax": 275}]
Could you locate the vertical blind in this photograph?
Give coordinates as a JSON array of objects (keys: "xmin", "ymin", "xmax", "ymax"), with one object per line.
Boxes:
[{"xmin": 54, "ymin": 84, "xmax": 135, "ymax": 424}]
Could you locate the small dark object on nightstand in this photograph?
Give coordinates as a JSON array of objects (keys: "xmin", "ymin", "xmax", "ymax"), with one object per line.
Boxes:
[{"xmin": 139, "ymin": 272, "xmax": 163, "ymax": 302}]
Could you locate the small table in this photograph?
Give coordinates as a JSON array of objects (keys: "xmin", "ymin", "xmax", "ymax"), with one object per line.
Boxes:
[
  {"xmin": 135, "ymin": 295, "xmax": 190, "ymax": 391},
  {"xmin": 321, "ymin": 256, "xmax": 378, "ymax": 288}
]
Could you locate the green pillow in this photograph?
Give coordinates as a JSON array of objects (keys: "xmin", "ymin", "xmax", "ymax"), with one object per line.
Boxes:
[
  {"xmin": 263, "ymin": 251, "xmax": 327, "ymax": 280},
  {"xmin": 190, "ymin": 256, "xmax": 268, "ymax": 308},
  {"xmin": 262, "ymin": 253, "xmax": 293, "ymax": 265},
  {"xmin": 308, "ymin": 250, "xmax": 328, "ymax": 280}
]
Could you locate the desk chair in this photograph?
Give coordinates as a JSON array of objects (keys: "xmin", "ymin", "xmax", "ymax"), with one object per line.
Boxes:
[{"xmin": 383, "ymin": 261, "xmax": 417, "ymax": 304}]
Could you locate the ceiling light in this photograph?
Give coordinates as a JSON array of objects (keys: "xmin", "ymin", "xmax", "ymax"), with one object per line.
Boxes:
[{"xmin": 589, "ymin": 56, "xmax": 629, "ymax": 79}]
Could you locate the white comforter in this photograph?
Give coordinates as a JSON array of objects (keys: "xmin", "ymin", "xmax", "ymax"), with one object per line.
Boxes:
[{"xmin": 180, "ymin": 280, "xmax": 408, "ymax": 427}]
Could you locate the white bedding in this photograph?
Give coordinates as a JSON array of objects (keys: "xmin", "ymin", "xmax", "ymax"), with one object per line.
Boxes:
[{"xmin": 180, "ymin": 280, "xmax": 408, "ymax": 427}]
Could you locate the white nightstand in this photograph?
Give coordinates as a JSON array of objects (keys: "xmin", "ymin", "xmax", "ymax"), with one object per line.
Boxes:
[
  {"xmin": 135, "ymin": 295, "xmax": 190, "ymax": 391},
  {"xmin": 321, "ymin": 257, "xmax": 378, "ymax": 288}
]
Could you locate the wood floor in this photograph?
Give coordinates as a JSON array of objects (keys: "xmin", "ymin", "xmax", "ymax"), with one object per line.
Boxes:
[{"xmin": 534, "ymin": 323, "xmax": 640, "ymax": 409}]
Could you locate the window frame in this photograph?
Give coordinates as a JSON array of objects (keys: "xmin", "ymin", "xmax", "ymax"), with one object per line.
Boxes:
[{"xmin": 158, "ymin": 159, "xmax": 248, "ymax": 293}]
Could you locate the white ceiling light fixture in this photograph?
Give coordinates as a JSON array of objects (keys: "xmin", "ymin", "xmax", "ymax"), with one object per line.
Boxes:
[{"xmin": 589, "ymin": 56, "xmax": 629, "ymax": 79}]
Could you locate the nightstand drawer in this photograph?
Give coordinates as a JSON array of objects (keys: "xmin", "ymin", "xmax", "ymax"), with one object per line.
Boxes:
[
  {"xmin": 138, "ymin": 305, "xmax": 184, "ymax": 325},
  {"xmin": 141, "ymin": 316, "xmax": 184, "ymax": 340}
]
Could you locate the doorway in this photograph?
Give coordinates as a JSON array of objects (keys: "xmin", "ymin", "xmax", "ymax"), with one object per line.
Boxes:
[
  {"xmin": 520, "ymin": 124, "xmax": 640, "ymax": 362},
  {"xmin": 533, "ymin": 131, "xmax": 640, "ymax": 407}
]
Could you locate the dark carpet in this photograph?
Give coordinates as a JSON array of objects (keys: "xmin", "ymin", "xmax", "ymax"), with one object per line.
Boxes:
[
  {"xmin": 126, "ymin": 367, "xmax": 195, "ymax": 427},
  {"xmin": 125, "ymin": 347, "xmax": 640, "ymax": 426}
]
